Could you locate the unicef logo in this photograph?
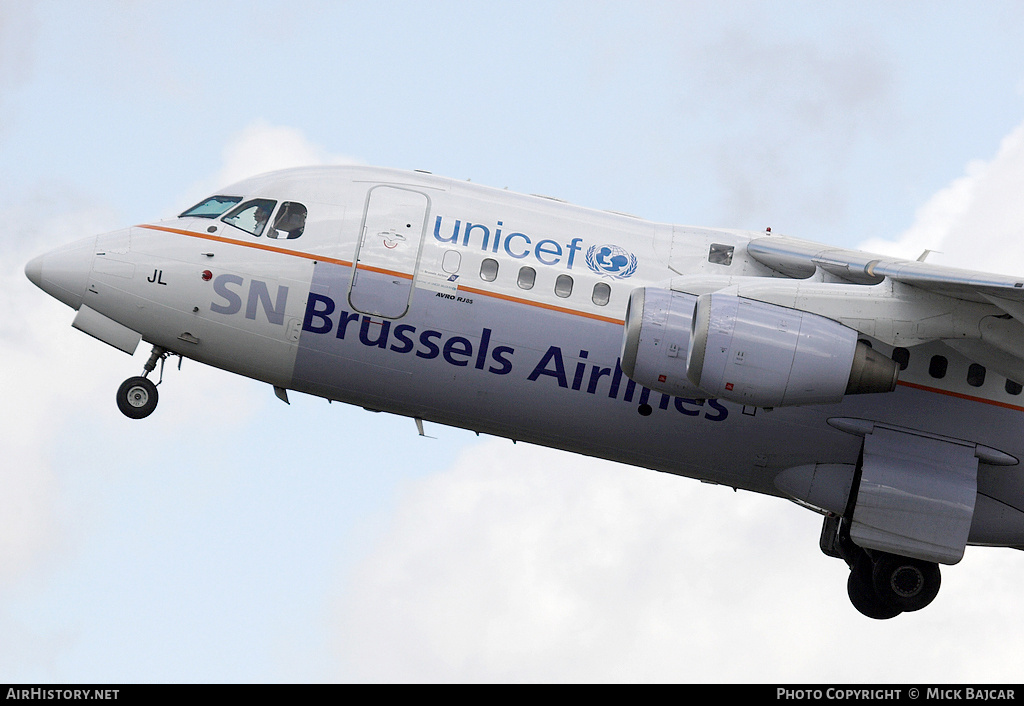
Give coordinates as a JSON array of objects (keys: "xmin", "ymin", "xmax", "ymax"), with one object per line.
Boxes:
[{"xmin": 586, "ymin": 244, "xmax": 638, "ymax": 279}]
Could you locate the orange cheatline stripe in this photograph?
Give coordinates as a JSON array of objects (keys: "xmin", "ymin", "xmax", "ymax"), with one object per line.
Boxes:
[
  {"xmin": 138, "ymin": 223, "xmax": 354, "ymax": 268},
  {"xmin": 897, "ymin": 379, "xmax": 1024, "ymax": 413},
  {"xmin": 354, "ymin": 263, "xmax": 415, "ymax": 280},
  {"xmin": 456, "ymin": 284, "xmax": 625, "ymax": 325},
  {"xmin": 127, "ymin": 227, "xmax": 1024, "ymax": 405},
  {"xmin": 138, "ymin": 223, "xmax": 625, "ymax": 325}
]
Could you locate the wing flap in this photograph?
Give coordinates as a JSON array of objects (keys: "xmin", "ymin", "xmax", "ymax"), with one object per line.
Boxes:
[{"xmin": 851, "ymin": 427, "xmax": 978, "ymax": 565}]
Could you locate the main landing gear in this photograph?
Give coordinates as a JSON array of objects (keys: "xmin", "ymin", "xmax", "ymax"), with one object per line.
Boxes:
[
  {"xmin": 821, "ymin": 515, "xmax": 942, "ymax": 619},
  {"xmin": 116, "ymin": 345, "xmax": 174, "ymax": 419}
]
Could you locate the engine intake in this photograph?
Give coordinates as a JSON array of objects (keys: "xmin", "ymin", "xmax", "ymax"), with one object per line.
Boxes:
[{"xmin": 620, "ymin": 287, "xmax": 705, "ymax": 398}]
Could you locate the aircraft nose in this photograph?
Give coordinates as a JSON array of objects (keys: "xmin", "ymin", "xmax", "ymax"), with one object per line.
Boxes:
[
  {"xmin": 24, "ymin": 235, "xmax": 97, "ymax": 310},
  {"xmin": 24, "ymin": 254, "xmax": 44, "ymax": 289}
]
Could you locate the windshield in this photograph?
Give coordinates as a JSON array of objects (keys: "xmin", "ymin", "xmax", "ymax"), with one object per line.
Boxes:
[{"xmin": 180, "ymin": 195, "xmax": 243, "ymax": 219}]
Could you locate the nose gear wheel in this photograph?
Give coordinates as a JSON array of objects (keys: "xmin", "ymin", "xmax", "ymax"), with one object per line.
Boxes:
[
  {"xmin": 115, "ymin": 345, "xmax": 178, "ymax": 419},
  {"xmin": 116, "ymin": 376, "xmax": 158, "ymax": 419}
]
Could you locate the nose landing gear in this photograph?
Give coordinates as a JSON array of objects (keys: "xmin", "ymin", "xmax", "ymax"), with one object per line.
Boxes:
[{"xmin": 115, "ymin": 346, "xmax": 175, "ymax": 419}]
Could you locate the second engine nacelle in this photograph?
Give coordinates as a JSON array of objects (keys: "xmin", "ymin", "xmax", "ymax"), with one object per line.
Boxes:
[{"xmin": 686, "ymin": 292, "xmax": 899, "ymax": 407}]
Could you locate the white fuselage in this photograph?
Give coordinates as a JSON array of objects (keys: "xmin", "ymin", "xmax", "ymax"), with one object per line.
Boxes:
[{"xmin": 28, "ymin": 166, "xmax": 1024, "ymax": 549}]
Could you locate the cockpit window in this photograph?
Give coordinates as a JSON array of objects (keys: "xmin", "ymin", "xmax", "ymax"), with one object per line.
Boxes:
[
  {"xmin": 267, "ymin": 202, "xmax": 307, "ymax": 240},
  {"xmin": 180, "ymin": 195, "xmax": 242, "ymax": 219},
  {"xmin": 222, "ymin": 199, "xmax": 277, "ymax": 237}
]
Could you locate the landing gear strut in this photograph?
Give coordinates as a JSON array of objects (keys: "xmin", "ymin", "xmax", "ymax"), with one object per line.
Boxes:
[
  {"xmin": 116, "ymin": 345, "xmax": 173, "ymax": 420},
  {"xmin": 821, "ymin": 515, "xmax": 942, "ymax": 619}
]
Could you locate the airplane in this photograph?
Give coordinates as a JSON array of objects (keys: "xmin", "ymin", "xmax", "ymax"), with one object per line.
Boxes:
[{"xmin": 24, "ymin": 165, "xmax": 1024, "ymax": 619}]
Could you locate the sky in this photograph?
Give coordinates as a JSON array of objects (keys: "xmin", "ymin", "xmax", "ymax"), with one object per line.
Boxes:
[{"xmin": 4, "ymin": 0, "xmax": 1024, "ymax": 683}]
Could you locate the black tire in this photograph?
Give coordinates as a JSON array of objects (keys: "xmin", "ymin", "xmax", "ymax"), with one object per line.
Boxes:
[
  {"xmin": 116, "ymin": 376, "xmax": 158, "ymax": 419},
  {"xmin": 871, "ymin": 553, "xmax": 941, "ymax": 613},
  {"xmin": 847, "ymin": 555, "xmax": 902, "ymax": 620}
]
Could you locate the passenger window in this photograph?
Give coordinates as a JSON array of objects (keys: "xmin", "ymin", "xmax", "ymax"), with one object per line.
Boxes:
[
  {"xmin": 892, "ymin": 347, "xmax": 910, "ymax": 371},
  {"xmin": 1006, "ymin": 380, "xmax": 1023, "ymax": 396},
  {"xmin": 517, "ymin": 266, "xmax": 536, "ymax": 290},
  {"xmin": 708, "ymin": 243, "xmax": 735, "ymax": 266},
  {"xmin": 223, "ymin": 199, "xmax": 277, "ymax": 237},
  {"xmin": 554, "ymin": 274, "xmax": 573, "ymax": 298},
  {"xmin": 967, "ymin": 364, "xmax": 986, "ymax": 388},
  {"xmin": 442, "ymin": 250, "xmax": 461, "ymax": 274},
  {"xmin": 929, "ymin": 355, "xmax": 948, "ymax": 379},
  {"xmin": 480, "ymin": 258, "xmax": 498, "ymax": 282},
  {"xmin": 267, "ymin": 202, "xmax": 307, "ymax": 239},
  {"xmin": 592, "ymin": 282, "xmax": 611, "ymax": 306}
]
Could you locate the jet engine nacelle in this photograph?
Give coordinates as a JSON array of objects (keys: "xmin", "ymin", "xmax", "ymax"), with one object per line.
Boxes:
[
  {"xmin": 686, "ymin": 292, "xmax": 899, "ymax": 407},
  {"xmin": 619, "ymin": 287, "xmax": 706, "ymax": 398}
]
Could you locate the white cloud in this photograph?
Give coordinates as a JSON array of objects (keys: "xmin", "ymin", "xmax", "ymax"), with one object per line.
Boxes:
[
  {"xmin": 0, "ymin": 122, "xmax": 339, "ymax": 580},
  {"xmin": 216, "ymin": 120, "xmax": 360, "ymax": 187},
  {"xmin": 1, "ymin": 121, "xmax": 355, "ymax": 584},
  {"xmin": 859, "ymin": 120, "xmax": 1024, "ymax": 274},
  {"xmin": 0, "ymin": 127, "xmax": 326, "ymax": 667},
  {"xmin": 331, "ymin": 437, "xmax": 1024, "ymax": 682},
  {"xmin": 0, "ymin": 192, "xmax": 258, "ymax": 586},
  {"xmin": 177, "ymin": 120, "xmax": 362, "ymax": 212},
  {"xmin": 329, "ymin": 442, "xmax": 806, "ymax": 681},
  {"xmin": 0, "ymin": 193, "xmax": 122, "ymax": 586}
]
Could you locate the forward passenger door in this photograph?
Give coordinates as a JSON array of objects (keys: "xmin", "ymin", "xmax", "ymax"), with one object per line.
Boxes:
[{"xmin": 348, "ymin": 185, "xmax": 430, "ymax": 319}]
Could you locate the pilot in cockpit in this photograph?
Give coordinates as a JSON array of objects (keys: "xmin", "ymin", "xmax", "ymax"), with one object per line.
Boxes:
[
  {"xmin": 252, "ymin": 205, "xmax": 271, "ymax": 236},
  {"xmin": 268, "ymin": 202, "xmax": 307, "ymax": 239}
]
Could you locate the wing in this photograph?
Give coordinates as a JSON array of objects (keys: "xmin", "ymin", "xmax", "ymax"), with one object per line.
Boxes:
[
  {"xmin": 746, "ymin": 233, "xmax": 1024, "ymax": 302},
  {"xmin": 691, "ymin": 233, "xmax": 1024, "ymax": 384}
]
